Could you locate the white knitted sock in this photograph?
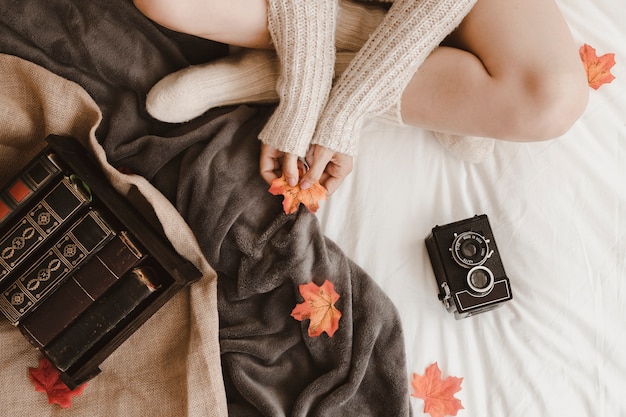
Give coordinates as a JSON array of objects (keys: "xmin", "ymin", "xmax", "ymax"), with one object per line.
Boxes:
[
  {"xmin": 336, "ymin": 0, "xmax": 386, "ymax": 52},
  {"xmin": 145, "ymin": 50, "xmax": 358, "ymax": 124},
  {"xmin": 433, "ymin": 132, "xmax": 495, "ymax": 163},
  {"xmin": 145, "ymin": 49, "xmax": 280, "ymax": 123},
  {"xmin": 377, "ymin": 105, "xmax": 494, "ymax": 163},
  {"xmin": 146, "ymin": 0, "xmax": 381, "ymax": 126},
  {"xmin": 312, "ymin": 0, "xmax": 478, "ymax": 156}
]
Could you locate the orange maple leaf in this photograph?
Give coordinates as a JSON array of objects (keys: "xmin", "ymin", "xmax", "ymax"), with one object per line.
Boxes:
[
  {"xmin": 291, "ymin": 280, "xmax": 342, "ymax": 337},
  {"xmin": 411, "ymin": 362, "xmax": 464, "ymax": 417},
  {"xmin": 579, "ymin": 43, "xmax": 616, "ymax": 90},
  {"xmin": 29, "ymin": 357, "xmax": 87, "ymax": 408},
  {"xmin": 268, "ymin": 174, "xmax": 327, "ymax": 215}
]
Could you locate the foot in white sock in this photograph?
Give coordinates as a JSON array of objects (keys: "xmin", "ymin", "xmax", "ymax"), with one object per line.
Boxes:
[
  {"xmin": 433, "ymin": 132, "xmax": 495, "ymax": 164},
  {"xmin": 377, "ymin": 101, "xmax": 494, "ymax": 164},
  {"xmin": 146, "ymin": 49, "xmax": 357, "ymax": 124},
  {"xmin": 146, "ymin": 49, "xmax": 280, "ymax": 123}
]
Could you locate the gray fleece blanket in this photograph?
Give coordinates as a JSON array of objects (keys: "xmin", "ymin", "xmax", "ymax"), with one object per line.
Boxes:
[{"xmin": 0, "ymin": 0, "xmax": 411, "ymax": 415}]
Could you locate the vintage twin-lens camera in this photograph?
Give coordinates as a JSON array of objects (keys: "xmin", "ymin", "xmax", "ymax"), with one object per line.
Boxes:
[{"xmin": 425, "ymin": 214, "xmax": 513, "ymax": 319}]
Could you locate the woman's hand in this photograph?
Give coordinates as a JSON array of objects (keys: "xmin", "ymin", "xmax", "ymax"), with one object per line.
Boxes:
[
  {"xmin": 259, "ymin": 143, "xmax": 353, "ymax": 196},
  {"xmin": 300, "ymin": 144, "xmax": 353, "ymax": 195},
  {"xmin": 260, "ymin": 143, "xmax": 301, "ymax": 187}
]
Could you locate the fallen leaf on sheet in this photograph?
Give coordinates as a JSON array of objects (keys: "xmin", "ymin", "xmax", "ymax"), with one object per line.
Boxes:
[
  {"xmin": 29, "ymin": 357, "xmax": 87, "ymax": 408},
  {"xmin": 579, "ymin": 43, "xmax": 616, "ymax": 90},
  {"xmin": 411, "ymin": 362, "xmax": 464, "ymax": 417},
  {"xmin": 291, "ymin": 280, "xmax": 342, "ymax": 337},
  {"xmin": 268, "ymin": 174, "xmax": 327, "ymax": 214}
]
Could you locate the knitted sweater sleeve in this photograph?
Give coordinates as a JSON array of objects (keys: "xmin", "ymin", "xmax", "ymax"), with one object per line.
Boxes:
[
  {"xmin": 312, "ymin": 0, "xmax": 477, "ymax": 156},
  {"xmin": 259, "ymin": 0, "xmax": 337, "ymax": 157}
]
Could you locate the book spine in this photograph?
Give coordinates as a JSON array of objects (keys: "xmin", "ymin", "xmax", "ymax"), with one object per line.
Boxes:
[
  {"xmin": 19, "ymin": 232, "xmax": 145, "ymax": 348},
  {"xmin": 42, "ymin": 265, "xmax": 159, "ymax": 372},
  {"xmin": 0, "ymin": 152, "xmax": 63, "ymax": 229},
  {"xmin": 0, "ymin": 177, "xmax": 91, "ymax": 287},
  {"xmin": 0, "ymin": 210, "xmax": 115, "ymax": 324}
]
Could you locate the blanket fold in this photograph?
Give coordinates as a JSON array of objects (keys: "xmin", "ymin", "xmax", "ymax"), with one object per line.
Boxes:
[
  {"xmin": 0, "ymin": 0, "xmax": 413, "ymax": 415},
  {"xmin": 148, "ymin": 105, "xmax": 412, "ymax": 416}
]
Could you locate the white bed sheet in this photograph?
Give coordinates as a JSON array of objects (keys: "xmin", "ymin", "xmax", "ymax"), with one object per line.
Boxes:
[{"xmin": 317, "ymin": 0, "xmax": 626, "ymax": 415}]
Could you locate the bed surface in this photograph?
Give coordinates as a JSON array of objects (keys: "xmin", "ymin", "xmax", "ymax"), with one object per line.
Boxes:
[
  {"xmin": 318, "ymin": 0, "xmax": 625, "ymax": 413},
  {"xmin": 0, "ymin": 0, "xmax": 624, "ymax": 415}
]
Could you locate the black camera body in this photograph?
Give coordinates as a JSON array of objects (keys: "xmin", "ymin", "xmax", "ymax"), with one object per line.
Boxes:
[{"xmin": 425, "ymin": 214, "xmax": 513, "ymax": 319}]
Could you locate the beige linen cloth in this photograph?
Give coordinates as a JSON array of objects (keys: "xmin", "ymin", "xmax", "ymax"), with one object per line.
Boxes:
[{"xmin": 0, "ymin": 53, "xmax": 227, "ymax": 416}]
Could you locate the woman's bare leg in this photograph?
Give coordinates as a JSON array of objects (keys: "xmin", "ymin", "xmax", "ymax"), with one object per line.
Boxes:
[
  {"xmin": 133, "ymin": 0, "xmax": 271, "ymax": 48},
  {"xmin": 134, "ymin": 0, "xmax": 588, "ymax": 142},
  {"xmin": 400, "ymin": 0, "xmax": 589, "ymax": 141}
]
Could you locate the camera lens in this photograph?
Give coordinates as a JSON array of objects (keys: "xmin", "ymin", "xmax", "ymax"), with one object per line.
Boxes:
[
  {"xmin": 466, "ymin": 266, "xmax": 495, "ymax": 296},
  {"xmin": 460, "ymin": 240, "xmax": 478, "ymax": 258},
  {"xmin": 451, "ymin": 231, "xmax": 491, "ymax": 268}
]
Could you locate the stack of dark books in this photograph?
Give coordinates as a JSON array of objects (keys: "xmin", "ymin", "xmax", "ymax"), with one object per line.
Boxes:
[{"xmin": 0, "ymin": 135, "xmax": 201, "ymax": 389}]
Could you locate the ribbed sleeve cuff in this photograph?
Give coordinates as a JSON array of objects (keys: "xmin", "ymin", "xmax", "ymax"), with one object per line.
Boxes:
[
  {"xmin": 259, "ymin": 0, "xmax": 338, "ymax": 157},
  {"xmin": 313, "ymin": 0, "xmax": 477, "ymax": 156}
]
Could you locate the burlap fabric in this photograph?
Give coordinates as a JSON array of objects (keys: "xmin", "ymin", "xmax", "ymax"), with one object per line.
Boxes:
[{"xmin": 0, "ymin": 53, "xmax": 227, "ymax": 417}]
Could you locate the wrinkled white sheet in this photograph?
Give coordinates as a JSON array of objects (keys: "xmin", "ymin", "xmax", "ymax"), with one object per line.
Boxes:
[{"xmin": 318, "ymin": 0, "xmax": 626, "ymax": 415}]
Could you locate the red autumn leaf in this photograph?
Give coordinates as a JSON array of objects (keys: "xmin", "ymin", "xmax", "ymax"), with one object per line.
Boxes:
[
  {"xmin": 411, "ymin": 362, "xmax": 464, "ymax": 417},
  {"xmin": 28, "ymin": 357, "xmax": 87, "ymax": 408},
  {"xmin": 291, "ymin": 280, "xmax": 342, "ymax": 337},
  {"xmin": 579, "ymin": 43, "xmax": 616, "ymax": 90},
  {"xmin": 268, "ymin": 174, "xmax": 327, "ymax": 215}
]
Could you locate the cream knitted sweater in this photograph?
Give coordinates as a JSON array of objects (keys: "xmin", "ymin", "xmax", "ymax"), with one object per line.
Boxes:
[{"xmin": 259, "ymin": 0, "xmax": 477, "ymax": 157}]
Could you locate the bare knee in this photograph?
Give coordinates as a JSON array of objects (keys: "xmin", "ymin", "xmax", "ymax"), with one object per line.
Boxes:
[{"xmin": 501, "ymin": 68, "xmax": 589, "ymax": 142}]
